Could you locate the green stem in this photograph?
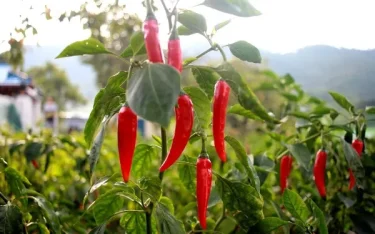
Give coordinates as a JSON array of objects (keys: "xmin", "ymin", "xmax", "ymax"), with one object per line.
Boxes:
[
  {"xmin": 146, "ymin": 210, "xmax": 152, "ymax": 234},
  {"xmin": 214, "ymin": 207, "xmax": 226, "ymax": 230},
  {"xmin": 201, "ymin": 134, "xmax": 207, "ymax": 154},
  {"xmin": 0, "ymin": 192, "xmax": 9, "ymax": 203},
  {"xmin": 159, "ymin": 128, "xmax": 167, "ymax": 181},
  {"xmin": 215, "ymin": 44, "xmax": 227, "ymax": 62},
  {"xmin": 160, "ymin": 0, "xmax": 172, "ymax": 30}
]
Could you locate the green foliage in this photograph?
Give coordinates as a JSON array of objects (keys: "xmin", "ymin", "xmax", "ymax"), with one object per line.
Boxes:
[
  {"xmin": 202, "ymin": 0, "xmax": 261, "ymax": 17},
  {"xmin": 56, "ymin": 38, "xmax": 113, "ymax": 58}
]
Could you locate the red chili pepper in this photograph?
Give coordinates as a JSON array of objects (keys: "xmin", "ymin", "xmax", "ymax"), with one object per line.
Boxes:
[
  {"xmin": 196, "ymin": 154, "xmax": 212, "ymax": 230},
  {"xmin": 280, "ymin": 155, "xmax": 293, "ymax": 193},
  {"xmin": 31, "ymin": 160, "xmax": 39, "ymax": 169},
  {"xmin": 313, "ymin": 149, "xmax": 327, "ymax": 198},
  {"xmin": 167, "ymin": 20, "xmax": 182, "ymax": 72},
  {"xmin": 143, "ymin": 1, "xmax": 163, "ymax": 63},
  {"xmin": 212, "ymin": 79, "xmax": 230, "ymax": 162},
  {"xmin": 348, "ymin": 139, "xmax": 364, "ymax": 190},
  {"xmin": 160, "ymin": 94, "xmax": 193, "ymax": 171},
  {"xmin": 118, "ymin": 105, "xmax": 138, "ymax": 182}
]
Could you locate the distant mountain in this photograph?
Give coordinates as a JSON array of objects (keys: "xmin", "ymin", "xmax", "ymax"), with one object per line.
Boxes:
[{"xmin": 23, "ymin": 45, "xmax": 375, "ymax": 106}]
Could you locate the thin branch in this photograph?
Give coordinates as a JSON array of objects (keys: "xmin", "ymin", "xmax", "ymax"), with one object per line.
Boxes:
[
  {"xmin": 0, "ymin": 192, "xmax": 9, "ymax": 203},
  {"xmin": 159, "ymin": 128, "xmax": 168, "ymax": 181},
  {"xmin": 160, "ymin": 0, "xmax": 172, "ymax": 30}
]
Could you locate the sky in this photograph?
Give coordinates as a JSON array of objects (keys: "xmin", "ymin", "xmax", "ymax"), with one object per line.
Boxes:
[{"xmin": 1, "ymin": 0, "xmax": 375, "ymax": 54}]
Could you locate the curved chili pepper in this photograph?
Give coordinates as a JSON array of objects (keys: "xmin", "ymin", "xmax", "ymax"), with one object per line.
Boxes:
[
  {"xmin": 160, "ymin": 94, "xmax": 193, "ymax": 171},
  {"xmin": 31, "ymin": 160, "xmax": 39, "ymax": 169},
  {"xmin": 143, "ymin": 1, "xmax": 163, "ymax": 63},
  {"xmin": 313, "ymin": 149, "xmax": 327, "ymax": 198},
  {"xmin": 196, "ymin": 154, "xmax": 212, "ymax": 230},
  {"xmin": 118, "ymin": 105, "xmax": 138, "ymax": 182},
  {"xmin": 280, "ymin": 155, "xmax": 293, "ymax": 193},
  {"xmin": 348, "ymin": 139, "xmax": 364, "ymax": 190},
  {"xmin": 212, "ymin": 79, "xmax": 230, "ymax": 162}
]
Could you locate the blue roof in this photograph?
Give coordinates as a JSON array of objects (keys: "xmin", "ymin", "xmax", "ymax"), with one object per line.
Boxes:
[{"xmin": 1, "ymin": 71, "xmax": 31, "ymax": 85}]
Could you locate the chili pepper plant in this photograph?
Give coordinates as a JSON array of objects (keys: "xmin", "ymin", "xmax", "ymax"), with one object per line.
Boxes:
[{"xmin": 1, "ymin": 0, "xmax": 375, "ymax": 233}]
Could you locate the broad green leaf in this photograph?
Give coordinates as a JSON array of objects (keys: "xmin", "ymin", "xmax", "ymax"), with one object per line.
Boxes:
[
  {"xmin": 289, "ymin": 111, "xmax": 310, "ymax": 120},
  {"xmin": 121, "ymin": 31, "xmax": 147, "ymax": 58},
  {"xmin": 24, "ymin": 142, "xmax": 43, "ymax": 161},
  {"xmin": 31, "ymin": 196, "xmax": 61, "ymax": 233},
  {"xmin": 216, "ymin": 175, "xmax": 263, "ymax": 229},
  {"xmin": 365, "ymin": 106, "xmax": 375, "ymax": 114},
  {"xmin": 178, "ymin": 10, "xmax": 207, "ymax": 34},
  {"xmin": 8, "ymin": 142, "xmax": 23, "ymax": 156},
  {"xmin": 37, "ymin": 223, "xmax": 50, "ymax": 234},
  {"xmin": 191, "ymin": 67, "xmax": 219, "ymax": 99},
  {"xmin": 132, "ymin": 144, "xmax": 159, "ymax": 179},
  {"xmin": 229, "ymin": 41, "xmax": 261, "ymax": 63},
  {"xmin": 225, "ymin": 136, "xmax": 260, "ymax": 193},
  {"xmin": 84, "ymin": 71, "xmax": 127, "ymax": 146},
  {"xmin": 208, "ymin": 186, "xmax": 221, "ymax": 208},
  {"xmin": 312, "ymin": 106, "xmax": 332, "ymax": 116},
  {"xmin": 328, "ymin": 91, "xmax": 354, "ymax": 113},
  {"xmin": 160, "ymin": 197, "xmax": 175, "ymax": 214},
  {"xmin": 89, "ymin": 223, "xmax": 106, "ymax": 234},
  {"xmin": 254, "ymin": 217, "xmax": 289, "ymax": 233},
  {"xmin": 154, "ymin": 203, "xmax": 185, "ymax": 234},
  {"xmin": 140, "ymin": 177, "xmax": 161, "ymax": 202},
  {"xmin": 254, "ymin": 155, "xmax": 275, "ymax": 186},
  {"xmin": 286, "ymin": 143, "xmax": 312, "ymax": 170},
  {"xmin": 127, "ymin": 63, "xmax": 180, "ymax": 127},
  {"xmin": 88, "ymin": 122, "xmax": 107, "ymax": 179},
  {"xmin": 177, "ymin": 25, "xmax": 196, "ymax": 36},
  {"xmin": 213, "ymin": 19, "xmax": 231, "ymax": 33},
  {"xmin": 4, "ymin": 167, "xmax": 30, "ymax": 206},
  {"xmin": 306, "ymin": 199, "xmax": 328, "ymax": 234},
  {"xmin": 56, "ymin": 38, "xmax": 113, "ymax": 58},
  {"xmin": 178, "ymin": 155, "xmax": 196, "ymax": 193},
  {"xmin": 341, "ymin": 139, "xmax": 364, "ymax": 188},
  {"xmin": 0, "ymin": 203, "xmax": 24, "ymax": 234},
  {"xmin": 214, "ymin": 62, "xmax": 277, "ymax": 123},
  {"xmin": 283, "ymin": 189, "xmax": 310, "ymax": 223},
  {"xmin": 228, "ymin": 104, "xmax": 260, "ymax": 120},
  {"xmin": 202, "ymin": 0, "xmax": 261, "ymax": 17},
  {"xmin": 120, "ymin": 212, "xmax": 146, "ymax": 234},
  {"xmin": 183, "ymin": 86, "xmax": 211, "ymax": 130}
]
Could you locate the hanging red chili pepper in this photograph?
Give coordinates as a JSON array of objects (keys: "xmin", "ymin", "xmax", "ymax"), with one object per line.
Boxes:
[
  {"xmin": 143, "ymin": 0, "xmax": 163, "ymax": 63},
  {"xmin": 212, "ymin": 79, "xmax": 230, "ymax": 162},
  {"xmin": 118, "ymin": 105, "xmax": 138, "ymax": 182},
  {"xmin": 348, "ymin": 139, "xmax": 364, "ymax": 190},
  {"xmin": 313, "ymin": 149, "xmax": 327, "ymax": 198},
  {"xmin": 280, "ymin": 155, "xmax": 293, "ymax": 193},
  {"xmin": 196, "ymin": 154, "xmax": 212, "ymax": 230},
  {"xmin": 167, "ymin": 14, "xmax": 182, "ymax": 72},
  {"xmin": 160, "ymin": 94, "xmax": 193, "ymax": 171},
  {"xmin": 31, "ymin": 160, "xmax": 39, "ymax": 169}
]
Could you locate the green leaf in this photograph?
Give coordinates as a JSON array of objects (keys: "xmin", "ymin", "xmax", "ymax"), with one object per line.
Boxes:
[
  {"xmin": 289, "ymin": 111, "xmax": 310, "ymax": 120},
  {"xmin": 140, "ymin": 177, "xmax": 161, "ymax": 202},
  {"xmin": 4, "ymin": 167, "xmax": 30, "ymax": 206},
  {"xmin": 208, "ymin": 186, "xmax": 221, "ymax": 208},
  {"xmin": 229, "ymin": 41, "xmax": 261, "ymax": 63},
  {"xmin": 254, "ymin": 155, "xmax": 275, "ymax": 186},
  {"xmin": 338, "ymin": 193, "xmax": 356, "ymax": 208},
  {"xmin": 341, "ymin": 139, "xmax": 364, "ymax": 188},
  {"xmin": 31, "ymin": 196, "xmax": 62, "ymax": 233},
  {"xmin": 177, "ymin": 25, "xmax": 196, "ymax": 36},
  {"xmin": 216, "ymin": 175, "xmax": 263, "ymax": 229},
  {"xmin": 254, "ymin": 217, "xmax": 289, "ymax": 233},
  {"xmin": 328, "ymin": 91, "xmax": 354, "ymax": 113},
  {"xmin": 283, "ymin": 189, "xmax": 310, "ymax": 223},
  {"xmin": 286, "ymin": 143, "xmax": 312, "ymax": 171},
  {"xmin": 213, "ymin": 19, "xmax": 231, "ymax": 33},
  {"xmin": 365, "ymin": 106, "xmax": 375, "ymax": 114},
  {"xmin": 84, "ymin": 71, "xmax": 127, "ymax": 146},
  {"xmin": 56, "ymin": 38, "xmax": 113, "ymax": 58},
  {"xmin": 127, "ymin": 63, "xmax": 180, "ymax": 127},
  {"xmin": 0, "ymin": 203, "xmax": 24, "ymax": 234},
  {"xmin": 89, "ymin": 223, "xmax": 106, "ymax": 234},
  {"xmin": 88, "ymin": 122, "xmax": 107, "ymax": 179},
  {"xmin": 214, "ymin": 62, "xmax": 277, "ymax": 123},
  {"xmin": 306, "ymin": 199, "xmax": 328, "ymax": 234},
  {"xmin": 160, "ymin": 197, "xmax": 175, "ymax": 214},
  {"xmin": 120, "ymin": 212, "xmax": 146, "ymax": 234},
  {"xmin": 183, "ymin": 86, "xmax": 211, "ymax": 130},
  {"xmin": 178, "ymin": 155, "xmax": 196, "ymax": 193},
  {"xmin": 24, "ymin": 142, "xmax": 43, "ymax": 161},
  {"xmin": 228, "ymin": 104, "xmax": 260, "ymax": 120},
  {"xmin": 191, "ymin": 67, "xmax": 219, "ymax": 99},
  {"xmin": 178, "ymin": 10, "xmax": 207, "ymax": 34},
  {"xmin": 121, "ymin": 31, "xmax": 146, "ymax": 58},
  {"xmin": 225, "ymin": 136, "xmax": 260, "ymax": 193},
  {"xmin": 132, "ymin": 144, "xmax": 159, "ymax": 179},
  {"xmin": 154, "ymin": 203, "xmax": 185, "ymax": 234},
  {"xmin": 202, "ymin": 0, "xmax": 261, "ymax": 17}
]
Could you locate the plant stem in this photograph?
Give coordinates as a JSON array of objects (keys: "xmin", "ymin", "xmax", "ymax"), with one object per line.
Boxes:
[
  {"xmin": 0, "ymin": 192, "xmax": 9, "ymax": 203},
  {"xmin": 159, "ymin": 127, "xmax": 167, "ymax": 181},
  {"xmin": 214, "ymin": 207, "xmax": 226, "ymax": 230},
  {"xmin": 146, "ymin": 210, "xmax": 152, "ymax": 234},
  {"xmin": 215, "ymin": 44, "xmax": 227, "ymax": 62},
  {"xmin": 183, "ymin": 47, "xmax": 215, "ymax": 66},
  {"xmin": 160, "ymin": 0, "xmax": 172, "ymax": 30},
  {"xmin": 201, "ymin": 134, "xmax": 207, "ymax": 154}
]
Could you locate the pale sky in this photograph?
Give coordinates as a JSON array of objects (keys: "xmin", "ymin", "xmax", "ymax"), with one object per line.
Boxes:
[{"xmin": 1, "ymin": 0, "xmax": 375, "ymax": 54}]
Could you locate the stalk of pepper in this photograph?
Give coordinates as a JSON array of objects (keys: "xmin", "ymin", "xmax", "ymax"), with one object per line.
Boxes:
[
  {"xmin": 118, "ymin": 105, "xmax": 138, "ymax": 182},
  {"xmin": 280, "ymin": 155, "xmax": 293, "ymax": 193},
  {"xmin": 313, "ymin": 149, "xmax": 327, "ymax": 198},
  {"xmin": 196, "ymin": 153, "xmax": 212, "ymax": 230},
  {"xmin": 212, "ymin": 79, "xmax": 230, "ymax": 162},
  {"xmin": 31, "ymin": 160, "xmax": 39, "ymax": 169},
  {"xmin": 143, "ymin": 0, "xmax": 164, "ymax": 63},
  {"xmin": 349, "ymin": 139, "xmax": 364, "ymax": 190}
]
